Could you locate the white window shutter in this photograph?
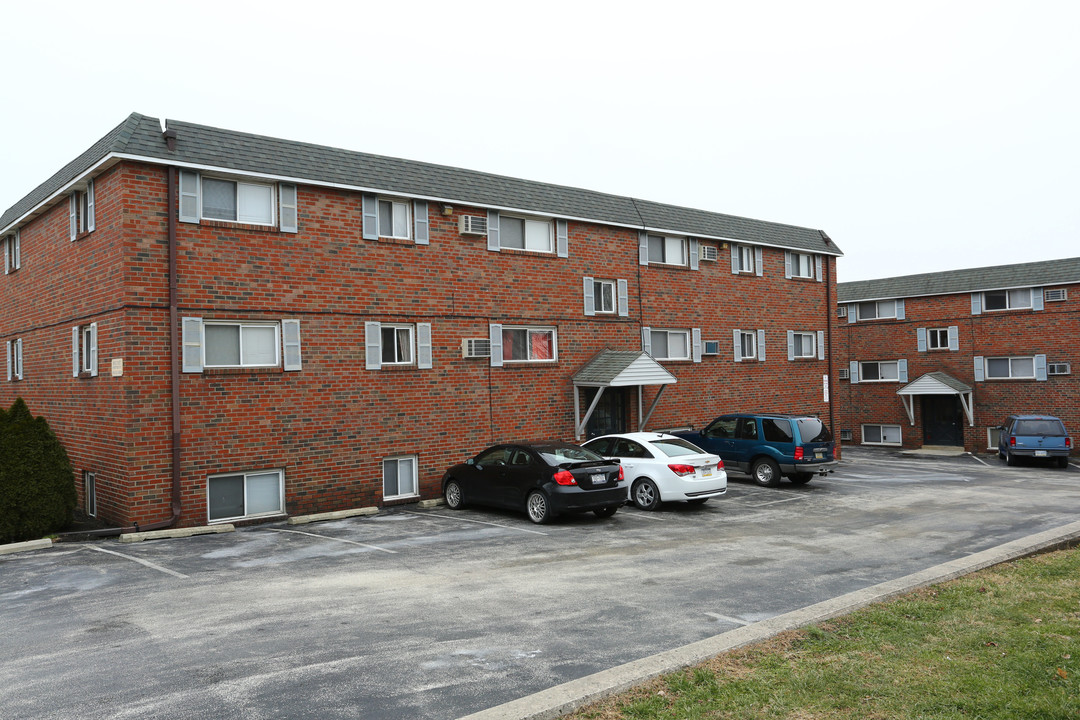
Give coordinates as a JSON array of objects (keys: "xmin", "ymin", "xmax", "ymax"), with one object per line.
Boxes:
[
  {"xmin": 556, "ymin": 219, "xmax": 568, "ymax": 258},
  {"xmin": 13, "ymin": 231, "xmax": 19, "ymax": 269},
  {"xmin": 1035, "ymin": 354, "xmax": 1047, "ymax": 381},
  {"xmin": 14, "ymin": 339, "xmax": 21, "ymax": 379},
  {"xmin": 1032, "ymin": 287, "xmax": 1044, "ymax": 311},
  {"xmin": 182, "ymin": 317, "xmax": 204, "ymax": 373},
  {"xmin": 733, "ymin": 329, "xmax": 742, "ymax": 363},
  {"xmin": 974, "ymin": 356, "xmax": 984, "ymax": 382},
  {"xmin": 616, "ymin": 279, "xmax": 629, "ymax": 317},
  {"xmin": 413, "ymin": 200, "xmax": 429, "ymax": 245},
  {"xmin": 641, "ymin": 327, "xmax": 652, "ymax": 355},
  {"xmin": 730, "ymin": 245, "xmax": 739, "ymax": 274},
  {"xmin": 849, "ymin": 360, "xmax": 860, "ymax": 383},
  {"xmin": 784, "ymin": 251, "xmax": 792, "ymax": 279},
  {"xmin": 638, "ymin": 231, "xmax": 649, "ymax": 266},
  {"xmin": 692, "ymin": 328, "xmax": 702, "ymax": 363},
  {"xmin": 72, "ymin": 327, "xmax": 80, "ymax": 376},
  {"xmin": 971, "ymin": 293, "xmax": 982, "ymax": 315},
  {"xmin": 361, "ymin": 194, "xmax": 378, "ymax": 240},
  {"xmin": 3, "ymin": 235, "xmax": 8, "ymax": 274},
  {"xmin": 754, "ymin": 247, "xmax": 763, "ymax": 276},
  {"xmin": 898, "ymin": 358, "xmax": 908, "ymax": 383},
  {"xmin": 86, "ymin": 179, "xmax": 95, "ymax": 232},
  {"xmin": 365, "ymin": 322, "xmax": 382, "ymax": 370},
  {"xmin": 817, "ymin": 330, "xmax": 825, "ymax": 360},
  {"xmin": 582, "ymin": 277, "xmax": 595, "ymax": 316},
  {"xmin": 689, "ymin": 238, "xmax": 699, "ymax": 270},
  {"xmin": 786, "ymin": 330, "xmax": 795, "ymax": 361},
  {"xmin": 487, "ymin": 210, "xmax": 500, "ymax": 251},
  {"xmin": 489, "ymin": 323, "xmax": 503, "ymax": 367},
  {"xmin": 279, "ymin": 183, "xmax": 298, "ymax": 233},
  {"xmin": 179, "ymin": 171, "xmax": 200, "ymax": 223},
  {"xmin": 417, "ymin": 323, "xmax": 432, "ymax": 369},
  {"xmin": 948, "ymin": 326, "xmax": 959, "ymax": 351},
  {"xmin": 815, "ymin": 255, "xmax": 823, "ymax": 282},
  {"xmin": 69, "ymin": 193, "xmax": 78, "ymax": 241},
  {"xmin": 5, "ymin": 340, "xmax": 10, "ymax": 381},
  {"xmin": 896, "ymin": 299, "xmax": 906, "ymax": 320},
  {"xmin": 282, "ymin": 319, "xmax": 302, "ymax": 371},
  {"xmin": 917, "ymin": 327, "xmax": 927, "ymax": 352},
  {"xmin": 758, "ymin": 329, "xmax": 766, "ymax": 362},
  {"xmin": 88, "ymin": 323, "xmax": 98, "ymax": 377}
]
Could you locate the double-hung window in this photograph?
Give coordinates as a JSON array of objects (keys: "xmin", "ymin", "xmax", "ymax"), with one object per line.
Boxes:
[
  {"xmin": 856, "ymin": 300, "xmax": 897, "ymax": 320},
  {"xmin": 860, "ymin": 360, "xmax": 899, "ymax": 381},
  {"xmin": 786, "ymin": 252, "xmax": 815, "ymax": 279},
  {"xmin": 731, "ymin": 244, "xmax": 763, "ymax": 275},
  {"xmin": 502, "ymin": 326, "xmax": 556, "ymax": 362},
  {"xmin": 182, "ymin": 318, "xmax": 302, "ymax": 372},
  {"xmin": 648, "ymin": 329, "xmax": 690, "ymax": 361},
  {"xmin": 69, "ymin": 179, "xmax": 95, "ymax": 241},
  {"xmin": 985, "ymin": 356, "xmax": 1035, "ymax": 380},
  {"xmin": 500, "ymin": 215, "xmax": 553, "ymax": 253},
  {"xmin": 4, "ymin": 231, "xmax": 19, "ymax": 273},
  {"xmin": 378, "ymin": 199, "xmax": 411, "ymax": 240},
  {"xmin": 6, "ymin": 338, "xmax": 22, "ymax": 381},
  {"xmin": 203, "ymin": 177, "xmax": 274, "ymax": 225},
  {"xmin": 582, "ymin": 277, "xmax": 629, "ymax": 317},
  {"xmin": 365, "ymin": 322, "xmax": 432, "ymax": 370},
  {"xmin": 789, "ymin": 331, "xmax": 817, "ymax": 359},
  {"xmin": 983, "ymin": 289, "xmax": 1031, "ymax": 311},
  {"xmin": 383, "ymin": 456, "xmax": 418, "ymax": 499},
  {"xmin": 647, "ymin": 234, "xmax": 687, "ymax": 266},
  {"xmin": 72, "ymin": 323, "xmax": 98, "ymax": 377},
  {"xmin": 733, "ymin": 329, "xmax": 765, "ymax": 362},
  {"xmin": 207, "ymin": 469, "xmax": 284, "ymax": 522}
]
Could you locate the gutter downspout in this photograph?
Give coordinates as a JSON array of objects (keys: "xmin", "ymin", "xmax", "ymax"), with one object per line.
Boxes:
[{"xmin": 822, "ymin": 233, "xmax": 837, "ymax": 458}]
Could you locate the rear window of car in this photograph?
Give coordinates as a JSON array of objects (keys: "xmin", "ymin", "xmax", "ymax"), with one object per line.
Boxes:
[
  {"xmin": 762, "ymin": 419, "xmax": 794, "ymax": 443},
  {"xmin": 649, "ymin": 437, "xmax": 705, "ymax": 457},
  {"xmin": 1014, "ymin": 419, "xmax": 1065, "ymax": 436},
  {"xmin": 796, "ymin": 418, "xmax": 832, "ymax": 443},
  {"xmin": 537, "ymin": 445, "xmax": 605, "ymax": 464}
]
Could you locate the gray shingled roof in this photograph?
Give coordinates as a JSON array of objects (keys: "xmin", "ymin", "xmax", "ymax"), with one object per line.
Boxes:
[
  {"xmin": 837, "ymin": 256, "xmax": 1080, "ymax": 303},
  {"xmin": 2, "ymin": 113, "xmax": 841, "ymax": 256},
  {"xmin": 572, "ymin": 350, "xmax": 676, "ymax": 386}
]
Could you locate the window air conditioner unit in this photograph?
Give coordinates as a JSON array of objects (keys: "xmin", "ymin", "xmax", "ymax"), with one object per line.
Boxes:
[
  {"xmin": 839, "ymin": 429, "xmax": 853, "ymax": 441},
  {"xmin": 699, "ymin": 245, "xmax": 718, "ymax": 261},
  {"xmin": 1045, "ymin": 288, "xmax": 1068, "ymax": 302},
  {"xmin": 703, "ymin": 340, "xmax": 720, "ymax": 355},
  {"xmin": 837, "ymin": 306, "xmax": 848, "ymax": 318},
  {"xmin": 461, "ymin": 338, "xmax": 491, "ymax": 359},
  {"xmin": 459, "ymin": 215, "xmax": 488, "ymax": 236},
  {"xmin": 1048, "ymin": 362, "xmax": 1071, "ymax": 375},
  {"xmin": 838, "ymin": 368, "xmax": 850, "ymax": 380}
]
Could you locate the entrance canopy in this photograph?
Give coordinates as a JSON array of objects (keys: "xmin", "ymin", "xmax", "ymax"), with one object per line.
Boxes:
[
  {"xmin": 572, "ymin": 350, "xmax": 677, "ymax": 439},
  {"xmin": 896, "ymin": 372, "xmax": 973, "ymax": 427}
]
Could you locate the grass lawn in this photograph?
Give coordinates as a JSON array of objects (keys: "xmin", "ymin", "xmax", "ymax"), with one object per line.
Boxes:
[{"xmin": 572, "ymin": 546, "xmax": 1079, "ymax": 719}]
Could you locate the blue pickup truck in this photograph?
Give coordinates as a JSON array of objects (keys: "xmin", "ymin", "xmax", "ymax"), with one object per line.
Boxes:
[{"xmin": 675, "ymin": 413, "xmax": 837, "ymax": 486}]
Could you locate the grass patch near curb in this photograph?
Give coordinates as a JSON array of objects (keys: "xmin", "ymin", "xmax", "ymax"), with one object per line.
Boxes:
[{"xmin": 573, "ymin": 546, "xmax": 1079, "ymax": 719}]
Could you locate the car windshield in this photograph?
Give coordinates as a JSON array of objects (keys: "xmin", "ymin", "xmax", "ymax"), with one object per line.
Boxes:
[
  {"xmin": 797, "ymin": 418, "xmax": 832, "ymax": 443},
  {"xmin": 1015, "ymin": 419, "xmax": 1065, "ymax": 436},
  {"xmin": 650, "ymin": 437, "xmax": 705, "ymax": 457},
  {"xmin": 537, "ymin": 445, "xmax": 604, "ymax": 465}
]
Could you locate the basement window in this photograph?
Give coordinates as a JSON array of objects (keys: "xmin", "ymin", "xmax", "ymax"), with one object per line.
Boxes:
[{"xmin": 207, "ymin": 469, "xmax": 284, "ymax": 522}]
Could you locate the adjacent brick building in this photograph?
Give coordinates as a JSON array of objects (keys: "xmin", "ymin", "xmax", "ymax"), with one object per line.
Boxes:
[
  {"xmin": 835, "ymin": 258, "xmax": 1080, "ymax": 453},
  {"xmin": 1, "ymin": 113, "xmax": 842, "ymax": 529}
]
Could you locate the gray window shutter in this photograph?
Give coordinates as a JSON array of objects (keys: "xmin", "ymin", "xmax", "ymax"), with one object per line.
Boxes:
[
  {"xmin": 86, "ymin": 179, "xmax": 95, "ymax": 232},
  {"xmin": 898, "ymin": 358, "xmax": 908, "ymax": 383},
  {"xmin": 282, "ymin": 319, "xmax": 302, "ymax": 371},
  {"xmin": 784, "ymin": 251, "xmax": 792, "ymax": 279},
  {"xmin": 72, "ymin": 326, "xmax": 80, "ymax": 376},
  {"xmin": 583, "ymin": 277, "xmax": 595, "ymax": 316},
  {"xmin": 974, "ymin": 356, "xmax": 984, "ymax": 382},
  {"xmin": 1035, "ymin": 354, "xmax": 1047, "ymax": 381},
  {"xmin": 179, "ymin": 170, "xmax": 200, "ymax": 223},
  {"xmin": 13, "ymin": 230, "xmax": 18, "ymax": 270},
  {"xmin": 617, "ymin": 279, "xmax": 629, "ymax": 317},
  {"xmin": 733, "ymin": 329, "xmax": 742, "ymax": 363},
  {"xmin": 487, "ymin": 210, "xmax": 500, "ymax": 251},
  {"xmin": 639, "ymin": 231, "xmax": 649, "ymax": 266},
  {"xmin": 365, "ymin": 322, "xmax": 382, "ymax": 370},
  {"xmin": 817, "ymin": 330, "xmax": 825, "ymax": 360},
  {"xmin": 69, "ymin": 193, "xmax": 78, "ymax": 241},
  {"xmin": 917, "ymin": 327, "xmax": 927, "ymax": 352},
  {"xmin": 182, "ymin": 317, "xmax": 204, "ymax": 373},
  {"xmin": 815, "ymin": 255, "xmax": 823, "ymax": 282},
  {"xmin": 971, "ymin": 293, "xmax": 982, "ymax": 315},
  {"xmin": 948, "ymin": 326, "xmax": 959, "ymax": 351},
  {"xmin": 730, "ymin": 244, "xmax": 739, "ymax": 274},
  {"xmin": 417, "ymin": 323, "xmax": 432, "ymax": 369},
  {"xmin": 279, "ymin": 184, "xmax": 298, "ymax": 233},
  {"xmin": 754, "ymin": 247, "xmax": 764, "ymax": 276},
  {"xmin": 689, "ymin": 238, "xmax": 699, "ymax": 270},
  {"xmin": 758, "ymin": 329, "xmax": 766, "ymax": 362},
  {"xmin": 3, "ymin": 235, "xmax": 8, "ymax": 274},
  {"xmin": 849, "ymin": 360, "xmax": 860, "ymax": 383},
  {"xmin": 489, "ymin": 323, "xmax": 503, "ymax": 367},
  {"xmin": 362, "ymin": 194, "xmax": 378, "ymax": 240},
  {"xmin": 641, "ymin": 326, "xmax": 652, "ymax": 355},
  {"xmin": 88, "ymin": 323, "xmax": 98, "ymax": 377},
  {"xmin": 786, "ymin": 330, "xmax": 795, "ymax": 361},
  {"xmin": 6, "ymin": 340, "xmax": 10, "ymax": 381},
  {"xmin": 692, "ymin": 328, "xmax": 702, "ymax": 363},
  {"xmin": 895, "ymin": 299, "xmax": 905, "ymax": 320},
  {"xmin": 1032, "ymin": 287, "xmax": 1044, "ymax": 311},
  {"xmin": 847, "ymin": 303, "xmax": 856, "ymax": 324},
  {"xmin": 413, "ymin": 200, "xmax": 429, "ymax": 245},
  {"xmin": 556, "ymin": 220, "xmax": 568, "ymax": 258}
]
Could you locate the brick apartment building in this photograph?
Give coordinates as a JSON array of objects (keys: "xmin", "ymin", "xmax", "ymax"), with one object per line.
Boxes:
[
  {"xmin": 834, "ymin": 258, "xmax": 1080, "ymax": 453},
  {"xmin": 1, "ymin": 113, "xmax": 842, "ymax": 529}
]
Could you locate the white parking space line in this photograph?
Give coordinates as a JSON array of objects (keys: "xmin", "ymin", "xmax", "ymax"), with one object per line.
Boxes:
[
  {"xmin": 968, "ymin": 454, "xmax": 992, "ymax": 467},
  {"xmin": 618, "ymin": 510, "xmax": 665, "ymax": 520},
  {"xmin": 705, "ymin": 612, "xmax": 750, "ymax": 626},
  {"xmin": 402, "ymin": 510, "xmax": 549, "ymax": 536},
  {"xmin": 739, "ymin": 495, "xmax": 806, "ymax": 508},
  {"xmin": 266, "ymin": 528, "xmax": 397, "ymax": 553},
  {"xmin": 84, "ymin": 545, "xmax": 189, "ymax": 579}
]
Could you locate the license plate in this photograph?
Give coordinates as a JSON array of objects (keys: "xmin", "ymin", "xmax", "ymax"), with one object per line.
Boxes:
[
  {"xmin": 814, "ymin": 451, "xmax": 825, "ymax": 459},
  {"xmin": 701, "ymin": 466, "xmax": 712, "ymax": 477},
  {"xmin": 590, "ymin": 473, "xmax": 606, "ymax": 485},
  {"xmin": 1035, "ymin": 450, "xmax": 1048, "ymax": 457}
]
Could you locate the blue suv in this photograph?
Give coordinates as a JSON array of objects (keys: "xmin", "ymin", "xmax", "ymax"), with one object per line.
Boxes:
[
  {"xmin": 998, "ymin": 414, "xmax": 1072, "ymax": 468},
  {"xmin": 676, "ymin": 413, "xmax": 837, "ymax": 487}
]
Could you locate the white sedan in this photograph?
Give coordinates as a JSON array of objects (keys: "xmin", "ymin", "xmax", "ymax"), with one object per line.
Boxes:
[{"xmin": 582, "ymin": 432, "xmax": 727, "ymax": 510}]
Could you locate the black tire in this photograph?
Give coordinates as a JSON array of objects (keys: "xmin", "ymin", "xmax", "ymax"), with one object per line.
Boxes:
[
  {"xmin": 631, "ymin": 478, "xmax": 661, "ymax": 511},
  {"xmin": 790, "ymin": 473, "xmax": 814, "ymax": 486},
  {"xmin": 751, "ymin": 458, "xmax": 781, "ymax": 487},
  {"xmin": 444, "ymin": 479, "xmax": 464, "ymax": 509},
  {"xmin": 1006, "ymin": 451, "xmax": 1017, "ymax": 467},
  {"xmin": 594, "ymin": 505, "xmax": 619, "ymax": 518},
  {"xmin": 526, "ymin": 490, "xmax": 552, "ymax": 524},
  {"xmin": 685, "ymin": 498, "xmax": 709, "ymax": 506},
  {"xmin": 1059, "ymin": 456, "xmax": 1070, "ymax": 469}
]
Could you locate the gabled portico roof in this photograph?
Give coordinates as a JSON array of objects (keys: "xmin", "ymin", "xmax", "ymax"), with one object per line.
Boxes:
[
  {"xmin": 572, "ymin": 350, "xmax": 676, "ymax": 388},
  {"xmin": 897, "ymin": 372, "xmax": 974, "ymax": 427}
]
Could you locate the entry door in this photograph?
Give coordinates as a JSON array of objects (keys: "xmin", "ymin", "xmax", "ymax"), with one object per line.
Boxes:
[
  {"xmin": 584, "ymin": 388, "xmax": 628, "ymax": 439},
  {"xmin": 922, "ymin": 395, "xmax": 963, "ymax": 446}
]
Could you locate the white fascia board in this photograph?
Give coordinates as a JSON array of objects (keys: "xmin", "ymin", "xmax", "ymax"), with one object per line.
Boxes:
[
  {"xmin": 838, "ymin": 281, "xmax": 1072, "ymax": 304},
  {"xmin": 641, "ymin": 225, "xmax": 843, "ymax": 258},
  {"xmin": 0, "ymin": 154, "xmax": 120, "ymax": 235}
]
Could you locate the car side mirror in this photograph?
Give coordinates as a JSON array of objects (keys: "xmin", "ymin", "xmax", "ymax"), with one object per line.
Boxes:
[{"xmin": 466, "ymin": 458, "xmax": 475, "ymax": 465}]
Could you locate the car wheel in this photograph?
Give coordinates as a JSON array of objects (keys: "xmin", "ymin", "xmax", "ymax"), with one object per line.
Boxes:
[
  {"xmin": 790, "ymin": 473, "xmax": 814, "ymax": 485},
  {"xmin": 593, "ymin": 505, "xmax": 619, "ymax": 518},
  {"xmin": 526, "ymin": 490, "xmax": 552, "ymax": 524},
  {"xmin": 1059, "ymin": 456, "xmax": 1070, "ymax": 469},
  {"xmin": 631, "ymin": 478, "xmax": 661, "ymax": 511},
  {"xmin": 1005, "ymin": 451, "xmax": 1017, "ymax": 467},
  {"xmin": 752, "ymin": 458, "xmax": 781, "ymax": 487},
  {"xmin": 444, "ymin": 479, "xmax": 464, "ymax": 509},
  {"xmin": 685, "ymin": 498, "xmax": 709, "ymax": 506}
]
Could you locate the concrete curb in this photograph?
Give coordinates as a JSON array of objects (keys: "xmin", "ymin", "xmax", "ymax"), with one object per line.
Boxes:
[
  {"xmin": 287, "ymin": 507, "xmax": 379, "ymax": 525},
  {"xmin": 460, "ymin": 519, "xmax": 1080, "ymax": 720},
  {"xmin": 0, "ymin": 538, "xmax": 54, "ymax": 555},
  {"xmin": 118, "ymin": 524, "xmax": 235, "ymax": 543}
]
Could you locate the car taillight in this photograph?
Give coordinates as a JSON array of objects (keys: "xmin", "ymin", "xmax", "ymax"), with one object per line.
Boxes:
[
  {"xmin": 794, "ymin": 447, "xmax": 804, "ymax": 461},
  {"xmin": 553, "ymin": 470, "xmax": 577, "ymax": 486},
  {"xmin": 716, "ymin": 458, "xmax": 724, "ymax": 469},
  {"xmin": 668, "ymin": 464, "xmax": 695, "ymax": 477},
  {"xmin": 618, "ymin": 465, "xmax": 624, "ymax": 481},
  {"xmin": 1009, "ymin": 436, "xmax": 1016, "ymax": 447}
]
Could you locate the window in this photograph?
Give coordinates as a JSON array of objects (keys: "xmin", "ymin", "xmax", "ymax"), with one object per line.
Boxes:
[
  {"xmin": 593, "ymin": 280, "xmax": 615, "ymax": 314},
  {"xmin": 84, "ymin": 471, "xmax": 97, "ymax": 517},
  {"xmin": 862, "ymin": 424, "xmax": 902, "ymax": 445},
  {"xmin": 204, "ymin": 322, "xmax": 279, "ymax": 368},
  {"xmin": 72, "ymin": 323, "xmax": 98, "ymax": 377},
  {"xmin": 703, "ymin": 417, "xmax": 737, "ymax": 439},
  {"xmin": 379, "ymin": 325, "xmax": 414, "ymax": 365},
  {"xmin": 762, "ymin": 418, "xmax": 794, "ymax": 443},
  {"xmin": 383, "ymin": 456, "xmax": 418, "ymax": 499},
  {"xmin": 1048, "ymin": 362, "xmax": 1071, "ymax": 376},
  {"xmin": 378, "ymin": 199, "xmax": 411, "ymax": 239},
  {"xmin": 927, "ymin": 328, "xmax": 949, "ymax": 350},
  {"xmin": 7, "ymin": 338, "xmax": 23, "ymax": 381},
  {"xmin": 736, "ymin": 245, "xmax": 755, "ymax": 273},
  {"xmin": 503, "ymin": 327, "xmax": 556, "ymax": 362},
  {"xmin": 583, "ymin": 277, "xmax": 629, "ymax": 317},
  {"xmin": 365, "ymin": 322, "xmax": 431, "ymax": 370},
  {"xmin": 649, "ymin": 329, "xmax": 690, "ymax": 360},
  {"xmin": 856, "ymin": 300, "xmax": 897, "ymax": 320},
  {"xmin": 202, "ymin": 177, "xmax": 274, "ymax": 225},
  {"xmin": 68, "ymin": 179, "xmax": 95, "ymax": 240},
  {"xmin": 787, "ymin": 252, "xmax": 814, "ymax": 279},
  {"xmin": 4, "ymin": 231, "xmax": 19, "ymax": 273},
  {"xmin": 985, "ymin": 356, "xmax": 1035, "ymax": 379},
  {"xmin": 984, "ymin": 289, "xmax": 1031, "ymax": 311},
  {"xmin": 207, "ymin": 469, "xmax": 284, "ymax": 522},
  {"xmin": 790, "ymin": 332, "xmax": 816, "ymax": 358},
  {"xmin": 738, "ymin": 331, "xmax": 756, "ymax": 360},
  {"xmin": 987, "ymin": 426, "xmax": 1001, "ymax": 450},
  {"xmin": 647, "ymin": 234, "xmax": 687, "ymax": 266},
  {"xmin": 860, "ymin": 361, "xmax": 899, "ymax": 381},
  {"xmin": 501, "ymin": 216, "xmax": 552, "ymax": 253}
]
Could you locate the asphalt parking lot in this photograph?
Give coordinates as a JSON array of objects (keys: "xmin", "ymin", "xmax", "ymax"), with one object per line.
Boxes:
[{"xmin": 2, "ymin": 448, "xmax": 1079, "ymax": 720}]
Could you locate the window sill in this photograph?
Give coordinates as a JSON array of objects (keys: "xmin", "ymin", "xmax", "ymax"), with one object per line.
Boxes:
[
  {"xmin": 374, "ymin": 235, "xmax": 415, "ymax": 246},
  {"xmin": 499, "ymin": 247, "xmax": 555, "ymax": 256},
  {"xmin": 200, "ymin": 219, "xmax": 281, "ymax": 234},
  {"xmin": 203, "ymin": 367, "xmax": 284, "ymax": 375},
  {"xmin": 375, "ymin": 364, "xmax": 420, "ymax": 371},
  {"xmin": 501, "ymin": 360, "xmax": 559, "ymax": 366},
  {"xmin": 72, "ymin": 229, "xmax": 95, "ymax": 242},
  {"xmin": 76, "ymin": 371, "xmax": 97, "ymax": 379}
]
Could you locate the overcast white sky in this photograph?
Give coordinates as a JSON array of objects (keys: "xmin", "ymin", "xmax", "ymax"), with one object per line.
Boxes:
[{"xmin": 3, "ymin": 1, "xmax": 1077, "ymax": 282}]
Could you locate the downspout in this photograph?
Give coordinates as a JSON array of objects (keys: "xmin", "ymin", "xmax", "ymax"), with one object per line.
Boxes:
[{"xmin": 822, "ymin": 232, "xmax": 837, "ymax": 455}]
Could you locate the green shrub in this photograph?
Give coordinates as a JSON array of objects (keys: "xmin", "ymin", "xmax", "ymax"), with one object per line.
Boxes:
[{"xmin": 0, "ymin": 398, "xmax": 77, "ymax": 543}]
